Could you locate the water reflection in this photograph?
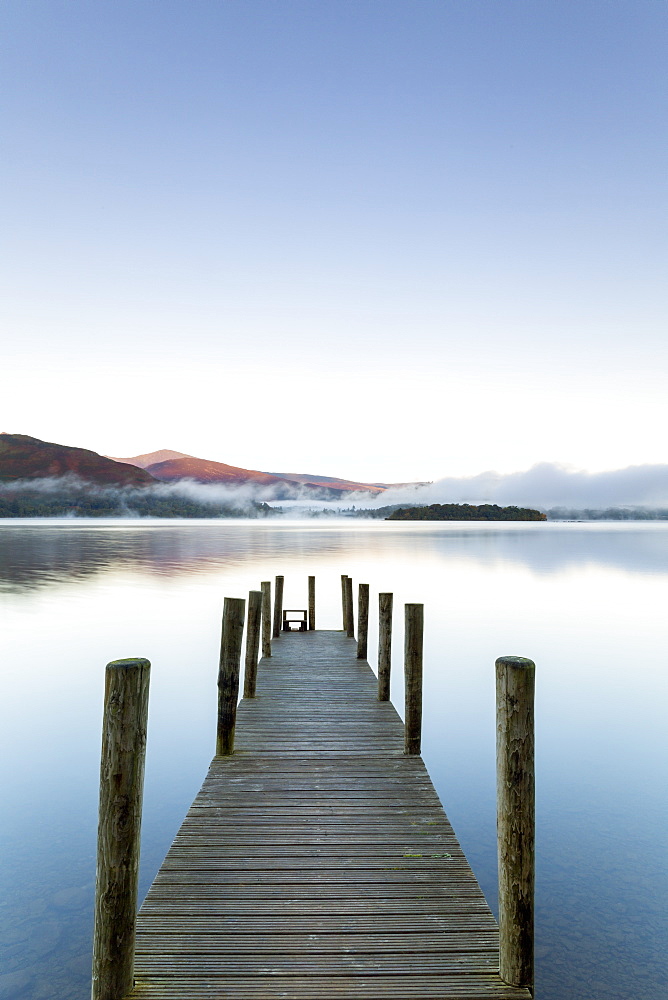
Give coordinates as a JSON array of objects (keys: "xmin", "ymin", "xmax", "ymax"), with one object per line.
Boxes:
[
  {"xmin": 0, "ymin": 521, "xmax": 666, "ymax": 1000},
  {"xmin": 2, "ymin": 520, "xmax": 668, "ymax": 595}
]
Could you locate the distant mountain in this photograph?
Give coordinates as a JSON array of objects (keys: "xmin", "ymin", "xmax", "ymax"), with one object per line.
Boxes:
[
  {"xmin": 114, "ymin": 450, "xmax": 386, "ymax": 497},
  {"xmin": 146, "ymin": 456, "xmax": 289, "ymax": 488},
  {"xmin": 0, "ymin": 434, "xmax": 156, "ymax": 486},
  {"xmin": 109, "ymin": 449, "xmax": 188, "ymax": 470},
  {"xmin": 266, "ymin": 472, "xmax": 386, "ymax": 495}
]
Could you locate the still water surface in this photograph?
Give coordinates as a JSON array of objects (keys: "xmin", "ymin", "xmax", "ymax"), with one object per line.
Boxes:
[{"xmin": 1, "ymin": 520, "xmax": 666, "ymax": 999}]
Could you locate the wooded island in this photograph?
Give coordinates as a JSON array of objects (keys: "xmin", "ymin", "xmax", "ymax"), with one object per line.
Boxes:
[{"xmin": 387, "ymin": 503, "xmax": 546, "ymax": 521}]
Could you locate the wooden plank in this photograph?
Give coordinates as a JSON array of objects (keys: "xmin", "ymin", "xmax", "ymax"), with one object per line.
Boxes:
[{"xmin": 127, "ymin": 631, "xmax": 530, "ymax": 1000}]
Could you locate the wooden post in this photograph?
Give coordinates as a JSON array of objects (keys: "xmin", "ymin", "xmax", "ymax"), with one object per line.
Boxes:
[
  {"xmin": 345, "ymin": 575, "xmax": 355, "ymax": 637},
  {"xmin": 496, "ymin": 655, "xmax": 535, "ymax": 992},
  {"xmin": 272, "ymin": 575, "xmax": 284, "ymax": 639},
  {"xmin": 92, "ymin": 658, "xmax": 150, "ymax": 1000},
  {"xmin": 243, "ymin": 590, "xmax": 262, "ymax": 698},
  {"xmin": 341, "ymin": 574, "xmax": 348, "ymax": 630},
  {"xmin": 308, "ymin": 575, "xmax": 316, "ymax": 630},
  {"xmin": 378, "ymin": 592, "xmax": 393, "ymax": 700},
  {"xmin": 357, "ymin": 583, "xmax": 369, "ymax": 659},
  {"xmin": 261, "ymin": 581, "xmax": 271, "ymax": 658},
  {"xmin": 216, "ymin": 597, "xmax": 245, "ymax": 755},
  {"xmin": 404, "ymin": 604, "xmax": 423, "ymax": 755}
]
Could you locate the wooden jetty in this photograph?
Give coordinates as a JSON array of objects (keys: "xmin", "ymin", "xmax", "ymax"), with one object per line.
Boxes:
[{"xmin": 92, "ymin": 582, "xmax": 535, "ymax": 1000}]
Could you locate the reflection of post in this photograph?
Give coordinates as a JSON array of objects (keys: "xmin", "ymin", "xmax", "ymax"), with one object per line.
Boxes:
[
  {"xmin": 496, "ymin": 655, "xmax": 535, "ymax": 993},
  {"xmin": 357, "ymin": 584, "xmax": 369, "ymax": 659},
  {"xmin": 404, "ymin": 604, "xmax": 423, "ymax": 755},
  {"xmin": 217, "ymin": 597, "xmax": 245, "ymax": 755},
  {"xmin": 243, "ymin": 590, "xmax": 262, "ymax": 698},
  {"xmin": 308, "ymin": 575, "xmax": 316, "ymax": 630},
  {"xmin": 378, "ymin": 593, "xmax": 393, "ymax": 700},
  {"xmin": 341, "ymin": 575, "xmax": 348, "ymax": 630},
  {"xmin": 261, "ymin": 581, "xmax": 271, "ymax": 658},
  {"xmin": 345, "ymin": 576, "xmax": 355, "ymax": 637},
  {"xmin": 92, "ymin": 657, "xmax": 150, "ymax": 1000},
  {"xmin": 272, "ymin": 575, "xmax": 284, "ymax": 638}
]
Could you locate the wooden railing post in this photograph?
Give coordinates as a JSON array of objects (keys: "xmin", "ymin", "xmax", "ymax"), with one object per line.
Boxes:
[
  {"xmin": 378, "ymin": 593, "xmax": 393, "ymax": 700},
  {"xmin": 272, "ymin": 575, "xmax": 284, "ymax": 639},
  {"xmin": 243, "ymin": 590, "xmax": 262, "ymax": 698},
  {"xmin": 404, "ymin": 604, "xmax": 423, "ymax": 755},
  {"xmin": 261, "ymin": 581, "xmax": 271, "ymax": 657},
  {"xmin": 308, "ymin": 575, "xmax": 316, "ymax": 630},
  {"xmin": 496, "ymin": 655, "xmax": 535, "ymax": 992},
  {"xmin": 341, "ymin": 574, "xmax": 348, "ymax": 630},
  {"xmin": 345, "ymin": 576, "xmax": 355, "ymax": 637},
  {"xmin": 216, "ymin": 597, "xmax": 245, "ymax": 755},
  {"xmin": 92, "ymin": 658, "xmax": 150, "ymax": 1000},
  {"xmin": 357, "ymin": 583, "xmax": 369, "ymax": 659}
]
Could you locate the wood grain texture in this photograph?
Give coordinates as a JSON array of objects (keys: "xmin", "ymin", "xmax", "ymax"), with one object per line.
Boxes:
[
  {"xmin": 404, "ymin": 604, "xmax": 423, "ymax": 755},
  {"xmin": 216, "ymin": 597, "xmax": 245, "ymax": 755},
  {"xmin": 377, "ymin": 592, "xmax": 393, "ymax": 702},
  {"xmin": 243, "ymin": 590, "xmax": 262, "ymax": 698},
  {"xmin": 357, "ymin": 583, "xmax": 369, "ymax": 660},
  {"xmin": 93, "ymin": 658, "xmax": 150, "ymax": 1000},
  {"xmin": 496, "ymin": 656, "xmax": 535, "ymax": 991},
  {"xmin": 261, "ymin": 582, "xmax": 272, "ymax": 658},
  {"xmin": 126, "ymin": 632, "xmax": 531, "ymax": 1000},
  {"xmin": 308, "ymin": 576, "xmax": 315, "ymax": 630},
  {"xmin": 272, "ymin": 576, "xmax": 284, "ymax": 639}
]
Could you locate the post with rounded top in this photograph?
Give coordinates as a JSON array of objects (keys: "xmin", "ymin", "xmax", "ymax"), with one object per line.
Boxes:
[
  {"xmin": 345, "ymin": 575, "xmax": 355, "ymax": 637},
  {"xmin": 378, "ymin": 593, "xmax": 393, "ymax": 701},
  {"xmin": 261, "ymin": 581, "xmax": 271, "ymax": 658},
  {"xmin": 92, "ymin": 657, "xmax": 150, "ymax": 1000},
  {"xmin": 496, "ymin": 655, "xmax": 535, "ymax": 993},
  {"xmin": 272, "ymin": 575, "xmax": 284, "ymax": 639},
  {"xmin": 341, "ymin": 575, "xmax": 348, "ymax": 630},
  {"xmin": 404, "ymin": 604, "xmax": 423, "ymax": 755},
  {"xmin": 308, "ymin": 575, "xmax": 316, "ymax": 630},
  {"xmin": 217, "ymin": 597, "xmax": 246, "ymax": 755},
  {"xmin": 243, "ymin": 590, "xmax": 262, "ymax": 698},
  {"xmin": 357, "ymin": 584, "xmax": 369, "ymax": 659}
]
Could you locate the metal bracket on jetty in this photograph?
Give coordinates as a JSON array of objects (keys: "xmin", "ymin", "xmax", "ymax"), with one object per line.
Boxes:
[{"xmin": 91, "ymin": 573, "xmax": 535, "ymax": 1000}]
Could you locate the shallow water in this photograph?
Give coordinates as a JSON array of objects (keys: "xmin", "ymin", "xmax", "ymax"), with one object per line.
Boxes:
[{"xmin": 1, "ymin": 519, "xmax": 666, "ymax": 999}]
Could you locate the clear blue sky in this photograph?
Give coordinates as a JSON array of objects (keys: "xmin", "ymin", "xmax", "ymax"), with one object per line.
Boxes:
[{"xmin": 2, "ymin": 1, "xmax": 666, "ymax": 481}]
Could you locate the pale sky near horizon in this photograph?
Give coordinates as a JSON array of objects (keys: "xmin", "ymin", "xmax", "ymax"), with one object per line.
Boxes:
[{"xmin": 2, "ymin": 1, "xmax": 666, "ymax": 483}]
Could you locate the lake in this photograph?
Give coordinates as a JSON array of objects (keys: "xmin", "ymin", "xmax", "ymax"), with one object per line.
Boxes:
[{"xmin": 1, "ymin": 519, "xmax": 666, "ymax": 999}]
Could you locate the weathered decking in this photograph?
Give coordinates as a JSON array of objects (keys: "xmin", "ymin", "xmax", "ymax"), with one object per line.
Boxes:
[{"xmin": 128, "ymin": 631, "xmax": 531, "ymax": 999}]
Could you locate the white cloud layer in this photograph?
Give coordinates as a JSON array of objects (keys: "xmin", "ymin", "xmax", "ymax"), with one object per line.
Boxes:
[{"xmin": 374, "ymin": 463, "xmax": 668, "ymax": 511}]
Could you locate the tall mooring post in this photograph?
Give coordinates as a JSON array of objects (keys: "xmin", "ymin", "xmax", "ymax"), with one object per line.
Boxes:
[
  {"xmin": 378, "ymin": 592, "xmax": 393, "ymax": 701},
  {"xmin": 341, "ymin": 575, "xmax": 348, "ymax": 630},
  {"xmin": 404, "ymin": 603, "xmax": 423, "ymax": 755},
  {"xmin": 243, "ymin": 590, "xmax": 262, "ymax": 698},
  {"xmin": 216, "ymin": 597, "xmax": 245, "ymax": 755},
  {"xmin": 345, "ymin": 575, "xmax": 355, "ymax": 637},
  {"xmin": 272, "ymin": 575, "xmax": 284, "ymax": 639},
  {"xmin": 92, "ymin": 658, "xmax": 150, "ymax": 1000},
  {"xmin": 496, "ymin": 655, "xmax": 535, "ymax": 993},
  {"xmin": 357, "ymin": 583, "xmax": 369, "ymax": 659},
  {"xmin": 308, "ymin": 575, "xmax": 316, "ymax": 630},
  {"xmin": 261, "ymin": 581, "xmax": 271, "ymax": 658}
]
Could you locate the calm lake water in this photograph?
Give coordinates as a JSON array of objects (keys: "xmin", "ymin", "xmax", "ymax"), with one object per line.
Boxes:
[{"xmin": 1, "ymin": 519, "xmax": 666, "ymax": 999}]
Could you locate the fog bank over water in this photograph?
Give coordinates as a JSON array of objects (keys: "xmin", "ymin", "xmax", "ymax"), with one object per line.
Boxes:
[
  {"xmin": 372, "ymin": 462, "xmax": 668, "ymax": 510},
  {"xmin": 5, "ymin": 462, "xmax": 668, "ymax": 519}
]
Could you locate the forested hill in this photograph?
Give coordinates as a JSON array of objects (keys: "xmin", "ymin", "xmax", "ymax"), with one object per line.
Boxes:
[
  {"xmin": 386, "ymin": 503, "xmax": 546, "ymax": 521},
  {"xmin": 0, "ymin": 433, "xmax": 155, "ymax": 486}
]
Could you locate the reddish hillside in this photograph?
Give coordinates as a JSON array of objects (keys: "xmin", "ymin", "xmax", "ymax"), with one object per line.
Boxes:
[
  {"xmin": 268, "ymin": 472, "xmax": 386, "ymax": 494},
  {"xmin": 116, "ymin": 450, "xmax": 387, "ymax": 495},
  {"xmin": 0, "ymin": 434, "xmax": 157, "ymax": 486},
  {"xmin": 146, "ymin": 457, "xmax": 288, "ymax": 487}
]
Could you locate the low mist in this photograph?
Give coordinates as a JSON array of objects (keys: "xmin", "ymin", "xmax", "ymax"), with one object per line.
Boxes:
[{"xmin": 371, "ymin": 463, "xmax": 668, "ymax": 512}]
